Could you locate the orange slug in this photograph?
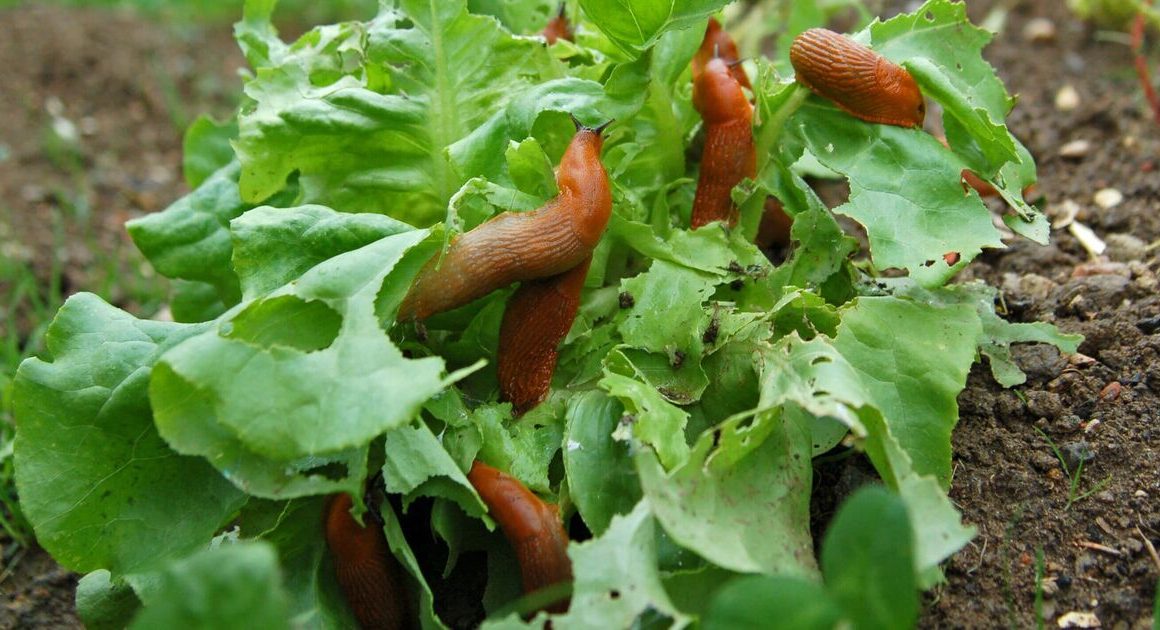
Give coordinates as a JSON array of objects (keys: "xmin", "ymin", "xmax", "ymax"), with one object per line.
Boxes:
[
  {"xmin": 325, "ymin": 494, "xmax": 409, "ymax": 630},
  {"xmin": 692, "ymin": 18, "xmax": 751, "ymax": 91},
  {"xmin": 691, "ymin": 57, "xmax": 756, "ymax": 229},
  {"xmin": 790, "ymin": 28, "xmax": 925, "ymax": 128},
  {"xmin": 397, "ymin": 120, "xmax": 611, "ymax": 322},
  {"xmin": 498, "ymin": 256, "xmax": 591, "ymax": 416},
  {"xmin": 467, "ymin": 460, "xmax": 572, "ymax": 612},
  {"xmin": 542, "ymin": 3, "xmax": 574, "ymax": 44}
]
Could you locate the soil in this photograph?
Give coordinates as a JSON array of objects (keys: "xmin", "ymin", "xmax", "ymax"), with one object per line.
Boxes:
[{"xmin": 0, "ymin": 1, "xmax": 1157, "ymax": 629}]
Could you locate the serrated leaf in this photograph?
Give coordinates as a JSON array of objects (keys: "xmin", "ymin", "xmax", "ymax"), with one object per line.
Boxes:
[
  {"xmin": 128, "ymin": 542, "xmax": 291, "ymax": 630},
  {"xmin": 794, "ymin": 106, "xmax": 1004, "ymax": 287},
  {"xmin": 382, "ymin": 421, "xmax": 487, "ymax": 517},
  {"xmin": 637, "ymin": 406, "xmax": 816, "ymax": 576},
  {"xmin": 600, "ymin": 349, "xmax": 689, "ymax": 469},
  {"xmin": 152, "ymin": 230, "xmax": 450, "ymax": 462},
  {"xmin": 473, "ymin": 402, "xmax": 566, "ymax": 494},
  {"xmin": 13, "ymin": 294, "xmax": 246, "ymax": 575}
]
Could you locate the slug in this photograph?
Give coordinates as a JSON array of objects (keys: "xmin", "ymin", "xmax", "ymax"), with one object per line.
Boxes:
[
  {"xmin": 691, "ymin": 56, "xmax": 756, "ymax": 229},
  {"xmin": 692, "ymin": 18, "xmax": 751, "ymax": 91},
  {"xmin": 467, "ymin": 460, "xmax": 572, "ymax": 612},
  {"xmin": 397, "ymin": 120, "xmax": 611, "ymax": 322},
  {"xmin": 325, "ymin": 493, "xmax": 409, "ymax": 630},
  {"xmin": 498, "ymin": 256, "xmax": 591, "ymax": 416},
  {"xmin": 542, "ymin": 3, "xmax": 574, "ymax": 44},
  {"xmin": 790, "ymin": 28, "xmax": 925, "ymax": 128}
]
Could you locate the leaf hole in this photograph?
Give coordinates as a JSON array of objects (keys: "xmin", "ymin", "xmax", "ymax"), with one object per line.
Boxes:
[{"xmin": 301, "ymin": 461, "xmax": 349, "ymax": 481}]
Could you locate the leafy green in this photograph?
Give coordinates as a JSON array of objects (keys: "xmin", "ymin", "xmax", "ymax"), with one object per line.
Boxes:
[
  {"xmin": 13, "ymin": 0, "xmax": 1083, "ymax": 625},
  {"xmin": 128, "ymin": 542, "xmax": 291, "ymax": 629}
]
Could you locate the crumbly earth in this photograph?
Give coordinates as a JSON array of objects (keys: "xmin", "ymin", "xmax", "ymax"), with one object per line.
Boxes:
[{"xmin": 0, "ymin": 1, "xmax": 1157, "ymax": 628}]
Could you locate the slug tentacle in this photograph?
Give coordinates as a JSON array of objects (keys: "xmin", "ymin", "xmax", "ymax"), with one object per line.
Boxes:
[
  {"xmin": 325, "ymin": 494, "xmax": 409, "ymax": 630},
  {"xmin": 691, "ymin": 57, "xmax": 755, "ymax": 229},
  {"xmin": 542, "ymin": 2, "xmax": 574, "ymax": 44},
  {"xmin": 790, "ymin": 28, "xmax": 925, "ymax": 128},
  {"xmin": 498, "ymin": 256, "xmax": 591, "ymax": 415},
  {"xmin": 692, "ymin": 18, "xmax": 751, "ymax": 90},
  {"xmin": 397, "ymin": 126, "xmax": 610, "ymax": 322},
  {"xmin": 467, "ymin": 460, "xmax": 572, "ymax": 612}
]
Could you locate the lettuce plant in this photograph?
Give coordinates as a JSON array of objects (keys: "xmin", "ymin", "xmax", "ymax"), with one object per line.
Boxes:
[{"xmin": 14, "ymin": 0, "xmax": 1080, "ymax": 627}]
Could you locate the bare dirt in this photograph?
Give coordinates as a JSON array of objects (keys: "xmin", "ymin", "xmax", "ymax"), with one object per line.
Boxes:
[{"xmin": 0, "ymin": 1, "xmax": 1157, "ymax": 629}]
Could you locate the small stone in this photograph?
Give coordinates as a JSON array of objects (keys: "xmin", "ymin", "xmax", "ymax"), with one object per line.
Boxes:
[
  {"xmin": 1124, "ymin": 538, "xmax": 1143, "ymax": 554},
  {"xmin": 1055, "ymin": 84, "xmax": 1080, "ymax": 111},
  {"xmin": 1103, "ymin": 233, "xmax": 1146, "ymax": 263},
  {"xmin": 1059, "ymin": 139, "xmax": 1092, "ymax": 159},
  {"xmin": 1093, "ymin": 188, "xmax": 1123, "ymax": 209},
  {"xmin": 1072, "ymin": 261, "xmax": 1129, "ymax": 278},
  {"xmin": 1137, "ymin": 316, "xmax": 1160, "ymax": 335},
  {"xmin": 1048, "ymin": 199, "xmax": 1081, "ymax": 229},
  {"xmin": 1060, "ymin": 440, "xmax": 1094, "ymax": 470},
  {"xmin": 1056, "ymin": 611, "xmax": 1101, "ymax": 628},
  {"xmin": 1023, "ymin": 17, "xmax": 1057, "ymax": 42},
  {"xmin": 1041, "ymin": 576, "xmax": 1060, "ymax": 598}
]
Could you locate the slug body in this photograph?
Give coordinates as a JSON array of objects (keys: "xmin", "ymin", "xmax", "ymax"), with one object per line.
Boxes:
[
  {"xmin": 691, "ymin": 57, "xmax": 756, "ymax": 229},
  {"xmin": 542, "ymin": 3, "xmax": 574, "ymax": 44},
  {"xmin": 790, "ymin": 28, "xmax": 925, "ymax": 128},
  {"xmin": 325, "ymin": 494, "xmax": 408, "ymax": 630},
  {"xmin": 398, "ymin": 126, "xmax": 610, "ymax": 321},
  {"xmin": 692, "ymin": 18, "xmax": 751, "ymax": 90},
  {"xmin": 498, "ymin": 256, "xmax": 590, "ymax": 416},
  {"xmin": 467, "ymin": 460, "xmax": 572, "ymax": 611}
]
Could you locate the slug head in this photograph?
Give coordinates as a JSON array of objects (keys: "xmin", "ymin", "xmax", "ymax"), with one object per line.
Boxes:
[
  {"xmin": 693, "ymin": 57, "xmax": 752, "ymax": 124},
  {"xmin": 692, "ymin": 18, "xmax": 751, "ymax": 89},
  {"xmin": 874, "ymin": 57, "xmax": 925, "ymax": 127}
]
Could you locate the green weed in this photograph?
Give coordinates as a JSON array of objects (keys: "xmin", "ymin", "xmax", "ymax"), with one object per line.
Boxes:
[{"xmin": 1034, "ymin": 427, "xmax": 1113, "ymax": 510}]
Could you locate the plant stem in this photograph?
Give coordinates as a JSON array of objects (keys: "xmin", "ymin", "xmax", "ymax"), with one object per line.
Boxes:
[{"xmin": 1132, "ymin": 3, "xmax": 1160, "ymax": 124}]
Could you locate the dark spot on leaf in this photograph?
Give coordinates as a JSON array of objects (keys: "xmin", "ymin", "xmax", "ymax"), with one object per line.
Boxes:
[
  {"xmin": 730, "ymin": 279, "xmax": 745, "ymax": 291},
  {"xmin": 609, "ymin": 590, "xmax": 620, "ymax": 600},
  {"xmin": 618, "ymin": 291, "xmax": 635, "ymax": 309},
  {"xmin": 670, "ymin": 350, "xmax": 685, "ymax": 369},
  {"xmin": 727, "ymin": 260, "xmax": 743, "ymax": 274},
  {"xmin": 702, "ymin": 317, "xmax": 720, "ymax": 345}
]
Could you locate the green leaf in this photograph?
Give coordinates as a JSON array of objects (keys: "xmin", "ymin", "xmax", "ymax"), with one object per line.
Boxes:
[
  {"xmin": 793, "ymin": 106, "xmax": 1003, "ymax": 287},
  {"xmin": 381, "ymin": 421, "xmax": 487, "ymax": 517},
  {"xmin": 183, "ymin": 115, "xmax": 238, "ymax": 189},
  {"xmin": 76, "ymin": 570, "xmax": 142, "ymax": 630},
  {"xmin": 600, "ymin": 349, "xmax": 690, "ymax": 470},
  {"xmin": 473, "ymin": 401, "xmax": 565, "ymax": 494},
  {"xmin": 637, "ymin": 407, "xmax": 816, "ymax": 576},
  {"xmin": 230, "ymin": 204, "xmax": 412, "ymax": 299},
  {"xmin": 467, "ymin": 0, "xmax": 559, "ymax": 36},
  {"xmin": 239, "ymin": 497, "xmax": 360, "ymax": 629},
  {"xmin": 562, "ymin": 390, "xmax": 640, "ymax": 535},
  {"xmin": 13, "ymin": 294, "xmax": 246, "ymax": 574},
  {"xmin": 702, "ymin": 575, "xmax": 842, "ymax": 630},
  {"xmin": 128, "ymin": 542, "xmax": 291, "ymax": 630},
  {"xmin": 152, "ymin": 230, "xmax": 450, "ymax": 462},
  {"xmin": 577, "ymin": 0, "xmax": 729, "ymax": 54},
  {"xmin": 126, "ymin": 162, "xmax": 247, "ymax": 303},
  {"xmin": 829, "ymin": 296, "xmax": 981, "ymax": 487},
  {"xmin": 821, "ymin": 487, "xmax": 918, "ymax": 630}
]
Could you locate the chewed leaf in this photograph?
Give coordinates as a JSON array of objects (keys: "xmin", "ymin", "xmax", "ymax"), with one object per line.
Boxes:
[
  {"xmin": 577, "ymin": 0, "xmax": 731, "ymax": 54},
  {"xmin": 13, "ymin": 294, "xmax": 246, "ymax": 575},
  {"xmin": 794, "ymin": 103, "xmax": 1004, "ymax": 287},
  {"xmin": 152, "ymin": 230, "xmax": 452, "ymax": 461}
]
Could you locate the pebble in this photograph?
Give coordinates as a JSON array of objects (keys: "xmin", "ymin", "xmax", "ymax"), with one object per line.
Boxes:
[
  {"xmin": 1137, "ymin": 315, "xmax": 1160, "ymax": 335},
  {"xmin": 1055, "ymin": 84, "xmax": 1080, "ymax": 111},
  {"xmin": 1023, "ymin": 17, "xmax": 1057, "ymax": 42},
  {"xmin": 1060, "ymin": 440, "xmax": 1094, "ymax": 470},
  {"xmin": 1059, "ymin": 139, "xmax": 1092, "ymax": 159},
  {"xmin": 1093, "ymin": 188, "xmax": 1123, "ymax": 209},
  {"xmin": 1056, "ymin": 611, "xmax": 1101, "ymax": 628},
  {"xmin": 1049, "ymin": 199, "xmax": 1081, "ymax": 228},
  {"xmin": 1103, "ymin": 233, "xmax": 1146, "ymax": 262}
]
